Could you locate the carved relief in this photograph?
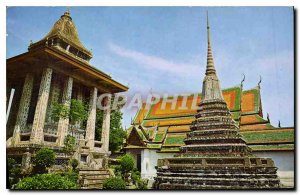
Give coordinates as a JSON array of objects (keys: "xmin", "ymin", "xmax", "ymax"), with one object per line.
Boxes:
[
  {"xmin": 57, "ymin": 77, "xmax": 73, "ymax": 146},
  {"xmin": 101, "ymin": 95, "xmax": 111, "ymax": 153},
  {"xmin": 12, "ymin": 73, "xmax": 34, "ymax": 146},
  {"xmin": 30, "ymin": 68, "xmax": 53, "ymax": 144},
  {"xmin": 85, "ymin": 87, "xmax": 97, "ymax": 149}
]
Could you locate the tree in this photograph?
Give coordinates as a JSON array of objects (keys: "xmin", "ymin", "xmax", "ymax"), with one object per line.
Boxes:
[
  {"xmin": 33, "ymin": 148, "xmax": 56, "ymax": 174},
  {"xmin": 103, "ymin": 177, "xmax": 126, "ymax": 190},
  {"xmin": 95, "ymin": 97, "xmax": 126, "ymax": 153},
  {"xmin": 15, "ymin": 173, "xmax": 78, "ymax": 190},
  {"xmin": 50, "ymin": 99, "xmax": 88, "ymax": 130}
]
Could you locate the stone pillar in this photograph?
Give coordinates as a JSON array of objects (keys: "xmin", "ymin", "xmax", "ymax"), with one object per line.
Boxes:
[
  {"xmin": 85, "ymin": 87, "xmax": 97, "ymax": 149},
  {"xmin": 75, "ymin": 86, "xmax": 83, "ymax": 128},
  {"xmin": 12, "ymin": 74, "xmax": 34, "ymax": 145},
  {"xmin": 56, "ymin": 77, "xmax": 73, "ymax": 146},
  {"xmin": 30, "ymin": 68, "xmax": 52, "ymax": 144},
  {"xmin": 46, "ymin": 77, "xmax": 61, "ymax": 123},
  {"xmin": 101, "ymin": 95, "xmax": 111, "ymax": 153}
]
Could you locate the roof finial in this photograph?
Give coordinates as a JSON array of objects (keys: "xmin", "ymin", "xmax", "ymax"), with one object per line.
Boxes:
[
  {"xmin": 278, "ymin": 120, "xmax": 281, "ymax": 128},
  {"xmin": 258, "ymin": 75, "xmax": 262, "ymax": 88},
  {"xmin": 62, "ymin": 7, "xmax": 72, "ymax": 20},
  {"xmin": 241, "ymin": 73, "xmax": 245, "ymax": 88},
  {"xmin": 267, "ymin": 113, "xmax": 270, "ymax": 122},
  {"xmin": 66, "ymin": 7, "xmax": 70, "ymax": 15},
  {"xmin": 205, "ymin": 11, "xmax": 216, "ymax": 76}
]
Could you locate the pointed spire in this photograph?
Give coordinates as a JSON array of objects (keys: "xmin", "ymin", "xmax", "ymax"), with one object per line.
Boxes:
[
  {"xmin": 201, "ymin": 11, "xmax": 224, "ymax": 102},
  {"xmin": 278, "ymin": 120, "xmax": 281, "ymax": 128},
  {"xmin": 206, "ymin": 11, "xmax": 216, "ymax": 76}
]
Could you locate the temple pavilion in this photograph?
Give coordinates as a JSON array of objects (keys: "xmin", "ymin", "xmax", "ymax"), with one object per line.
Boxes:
[
  {"xmin": 125, "ymin": 15, "xmax": 294, "ymax": 189},
  {"xmin": 6, "ymin": 10, "xmax": 128, "ymax": 189}
]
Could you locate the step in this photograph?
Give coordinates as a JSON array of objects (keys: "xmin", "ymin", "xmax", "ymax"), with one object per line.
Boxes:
[
  {"xmin": 82, "ymin": 183, "xmax": 103, "ymax": 189},
  {"xmin": 83, "ymin": 174, "xmax": 110, "ymax": 180},
  {"xmin": 79, "ymin": 170, "xmax": 109, "ymax": 175},
  {"xmin": 83, "ymin": 179, "xmax": 106, "ymax": 185}
]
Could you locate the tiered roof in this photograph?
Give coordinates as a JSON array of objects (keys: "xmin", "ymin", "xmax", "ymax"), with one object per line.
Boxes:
[{"xmin": 125, "ymin": 86, "xmax": 294, "ymax": 152}]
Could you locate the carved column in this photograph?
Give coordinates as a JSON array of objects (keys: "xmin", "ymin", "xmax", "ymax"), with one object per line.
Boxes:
[
  {"xmin": 56, "ymin": 77, "xmax": 73, "ymax": 146},
  {"xmin": 46, "ymin": 77, "xmax": 61, "ymax": 123},
  {"xmin": 30, "ymin": 68, "xmax": 52, "ymax": 144},
  {"xmin": 101, "ymin": 95, "xmax": 111, "ymax": 153},
  {"xmin": 75, "ymin": 86, "xmax": 83, "ymax": 128},
  {"xmin": 85, "ymin": 87, "xmax": 97, "ymax": 149},
  {"xmin": 12, "ymin": 73, "xmax": 34, "ymax": 145}
]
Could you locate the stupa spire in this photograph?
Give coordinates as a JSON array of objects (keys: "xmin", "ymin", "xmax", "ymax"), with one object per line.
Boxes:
[
  {"xmin": 206, "ymin": 11, "xmax": 216, "ymax": 75},
  {"xmin": 202, "ymin": 11, "xmax": 224, "ymax": 102}
]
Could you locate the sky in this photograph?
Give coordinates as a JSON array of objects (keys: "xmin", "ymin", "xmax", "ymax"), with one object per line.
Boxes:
[{"xmin": 6, "ymin": 6, "xmax": 294, "ymax": 128}]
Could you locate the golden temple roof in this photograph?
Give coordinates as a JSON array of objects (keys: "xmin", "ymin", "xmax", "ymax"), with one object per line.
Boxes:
[{"xmin": 38, "ymin": 10, "xmax": 92, "ymax": 58}]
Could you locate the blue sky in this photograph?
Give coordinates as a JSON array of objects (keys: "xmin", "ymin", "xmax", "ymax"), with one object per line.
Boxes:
[{"xmin": 6, "ymin": 6, "xmax": 294, "ymax": 128}]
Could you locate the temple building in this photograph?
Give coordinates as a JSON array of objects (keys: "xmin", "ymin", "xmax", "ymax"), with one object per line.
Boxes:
[
  {"xmin": 6, "ymin": 10, "xmax": 128, "ymax": 189},
  {"xmin": 125, "ymin": 16, "xmax": 294, "ymax": 188}
]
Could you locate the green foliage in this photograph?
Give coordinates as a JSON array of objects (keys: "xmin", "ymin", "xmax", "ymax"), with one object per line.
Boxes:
[
  {"xmin": 136, "ymin": 179, "xmax": 148, "ymax": 189},
  {"xmin": 131, "ymin": 168, "xmax": 147, "ymax": 189},
  {"xmin": 8, "ymin": 157, "xmax": 16, "ymax": 171},
  {"xmin": 103, "ymin": 177, "xmax": 126, "ymax": 190},
  {"xmin": 119, "ymin": 154, "xmax": 135, "ymax": 174},
  {"xmin": 69, "ymin": 158, "xmax": 79, "ymax": 171},
  {"xmin": 15, "ymin": 173, "xmax": 78, "ymax": 190},
  {"xmin": 62, "ymin": 170, "xmax": 79, "ymax": 183},
  {"xmin": 69, "ymin": 99, "xmax": 88, "ymax": 125},
  {"xmin": 63, "ymin": 135, "xmax": 76, "ymax": 154},
  {"xmin": 50, "ymin": 99, "xmax": 87, "ymax": 126},
  {"xmin": 50, "ymin": 102, "xmax": 69, "ymax": 122},
  {"xmin": 7, "ymin": 157, "xmax": 22, "ymax": 188},
  {"xmin": 33, "ymin": 148, "xmax": 56, "ymax": 174},
  {"xmin": 131, "ymin": 168, "xmax": 140, "ymax": 182},
  {"xmin": 95, "ymin": 108, "xmax": 126, "ymax": 153}
]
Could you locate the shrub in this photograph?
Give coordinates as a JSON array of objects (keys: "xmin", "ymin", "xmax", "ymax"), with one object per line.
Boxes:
[
  {"xmin": 131, "ymin": 168, "xmax": 147, "ymax": 189},
  {"xmin": 119, "ymin": 154, "xmax": 134, "ymax": 174},
  {"xmin": 62, "ymin": 171, "xmax": 79, "ymax": 183},
  {"xmin": 7, "ymin": 157, "xmax": 22, "ymax": 188},
  {"xmin": 64, "ymin": 135, "xmax": 76, "ymax": 154},
  {"xmin": 33, "ymin": 148, "xmax": 56, "ymax": 174},
  {"xmin": 103, "ymin": 177, "xmax": 126, "ymax": 190},
  {"xmin": 15, "ymin": 173, "xmax": 78, "ymax": 190},
  {"xmin": 69, "ymin": 158, "xmax": 79, "ymax": 171},
  {"xmin": 136, "ymin": 179, "xmax": 148, "ymax": 189}
]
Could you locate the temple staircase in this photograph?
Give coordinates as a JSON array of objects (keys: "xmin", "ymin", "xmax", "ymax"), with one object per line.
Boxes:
[{"xmin": 78, "ymin": 167, "xmax": 110, "ymax": 189}]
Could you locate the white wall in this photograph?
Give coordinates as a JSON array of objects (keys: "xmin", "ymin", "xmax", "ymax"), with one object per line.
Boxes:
[{"xmin": 141, "ymin": 149, "xmax": 174, "ymax": 185}]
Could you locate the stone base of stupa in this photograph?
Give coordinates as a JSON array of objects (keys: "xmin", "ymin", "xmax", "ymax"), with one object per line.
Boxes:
[{"xmin": 154, "ymin": 156, "xmax": 281, "ymax": 189}]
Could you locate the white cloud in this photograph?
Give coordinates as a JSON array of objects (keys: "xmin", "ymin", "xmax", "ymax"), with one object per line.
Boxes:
[{"xmin": 108, "ymin": 42, "xmax": 201, "ymax": 76}]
